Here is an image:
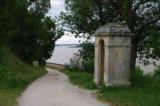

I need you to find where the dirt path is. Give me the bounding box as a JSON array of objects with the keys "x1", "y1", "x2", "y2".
[{"x1": 18, "y1": 68, "x2": 109, "y2": 106}]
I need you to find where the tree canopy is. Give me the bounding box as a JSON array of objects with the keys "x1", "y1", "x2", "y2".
[
  {"x1": 0, "y1": 0, "x2": 64, "y2": 66},
  {"x1": 60, "y1": 0, "x2": 160, "y2": 71}
]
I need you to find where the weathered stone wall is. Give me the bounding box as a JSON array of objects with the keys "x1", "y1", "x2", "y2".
[{"x1": 94, "y1": 23, "x2": 133, "y2": 86}]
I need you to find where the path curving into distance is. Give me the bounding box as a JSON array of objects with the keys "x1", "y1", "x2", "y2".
[{"x1": 18, "y1": 68, "x2": 109, "y2": 106}]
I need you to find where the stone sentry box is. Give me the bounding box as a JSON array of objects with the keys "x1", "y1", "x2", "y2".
[{"x1": 94, "y1": 23, "x2": 133, "y2": 86}]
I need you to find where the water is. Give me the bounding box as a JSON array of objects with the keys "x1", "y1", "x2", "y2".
[
  {"x1": 47, "y1": 45, "x2": 81, "y2": 65},
  {"x1": 47, "y1": 45, "x2": 159, "y2": 74}
]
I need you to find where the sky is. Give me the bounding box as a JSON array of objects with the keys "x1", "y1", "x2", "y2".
[
  {"x1": 49, "y1": 0, "x2": 88, "y2": 44},
  {"x1": 49, "y1": 0, "x2": 65, "y2": 17}
]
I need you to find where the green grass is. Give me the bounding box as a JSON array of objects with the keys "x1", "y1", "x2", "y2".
[
  {"x1": 98, "y1": 85, "x2": 160, "y2": 106},
  {"x1": 97, "y1": 67, "x2": 160, "y2": 106},
  {"x1": 0, "y1": 46, "x2": 46, "y2": 106},
  {"x1": 60, "y1": 69, "x2": 97, "y2": 90},
  {"x1": 55, "y1": 66, "x2": 160, "y2": 106}
]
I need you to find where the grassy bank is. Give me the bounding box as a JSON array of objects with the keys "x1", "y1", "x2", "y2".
[
  {"x1": 60, "y1": 69, "x2": 97, "y2": 90},
  {"x1": 0, "y1": 46, "x2": 46, "y2": 106},
  {"x1": 97, "y1": 67, "x2": 160, "y2": 106},
  {"x1": 49, "y1": 65, "x2": 160, "y2": 106}
]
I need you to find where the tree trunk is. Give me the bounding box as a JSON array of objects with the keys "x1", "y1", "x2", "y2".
[
  {"x1": 96, "y1": 0, "x2": 105, "y2": 25},
  {"x1": 26, "y1": 59, "x2": 33, "y2": 66},
  {"x1": 130, "y1": 38, "x2": 138, "y2": 72},
  {"x1": 38, "y1": 59, "x2": 46, "y2": 67}
]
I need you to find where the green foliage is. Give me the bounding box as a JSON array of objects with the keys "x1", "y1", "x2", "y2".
[
  {"x1": 138, "y1": 26, "x2": 160, "y2": 65},
  {"x1": 11, "y1": 0, "x2": 62, "y2": 65},
  {"x1": 62, "y1": 66, "x2": 160, "y2": 106},
  {"x1": 65, "y1": 55, "x2": 82, "y2": 71},
  {"x1": 60, "y1": 69, "x2": 97, "y2": 90},
  {"x1": 61, "y1": 0, "x2": 160, "y2": 70},
  {"x1": 153, "y1": 65, "x2": 160, "y2": 81},
  {"x1": 0, "y1": 0, "x2": 62, "y2": 105},
  {"x1": 66, "y1": 42, "x2": 95, "y2": 73},
  {"x1": 79, "y1": 42, "x2": 94, "y2": 73},
  {"x1": 0, "y1": 0, "x2": 23, "y2": 46},
  {"x1": 130, "y1": 66, "x2": 144, "y2": 87},
  {"x1": 0, "y1": 46, "x2": 46, "y2": 106},
  {"x1": 81, "y1": 58, "x2": 94, "y2": 73},
  {"x1": 98, "y1": 67, "x2": 160, "y2": 106},
  {"x1": 0, "y1": 0, "x2": 63, "y2": 66},
  {"x1": 61, "y1": 0, "x2": 115, "y2": 35},
  {"x1": 98, "y1": 85, "x2": 160, "y2": 106},
  {"x1": 130, "y1": 66, "x2": 155, "y2": 88},
  {"x1": 78, "y1": 41, "x2": 94, "y2": 73},
  {"x1": 79, "y1": 42, "x2": 94, "y2": 61}
]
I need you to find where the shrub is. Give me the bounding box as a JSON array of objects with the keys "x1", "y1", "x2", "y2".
[
  {"x1": 65, "y1": 41, "x2": 95, "y2": 73},
  {"x1": 78, "y1": 42, "x2": 94, "y2": 61},
  {"x1": 65, "y1": 55, "x2": 94, "y2": 73},
  {"x1": 153, "y1": 65, "x2": 160, "y2": 81},
  {"x1": 130, "y1": 66, "x2": 144, "y2": 84},
  {"x1": 81, "y1": 59, "x2": 94, "y2": 73},
  {"x1": 131, "y1": 66, "x2": 146, "y2": 87},
  {"x1": 131, "y1": 66, "x2": 157, "y2": 88},
  {"x1": 65, "y1": 55, "x2": 82, "y2": 71},
  {"x1": 78, "y1": 41, "x2": 94, "y2": 73}
]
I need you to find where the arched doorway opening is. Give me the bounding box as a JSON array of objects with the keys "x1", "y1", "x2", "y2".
[{"x1": 98, "y1": 39, "x2": 105, "y2": 85}]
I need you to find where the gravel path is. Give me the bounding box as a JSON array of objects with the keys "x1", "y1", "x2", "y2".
[{"x1": 18, "y1": 68, "x2": 109, "y2": 106}]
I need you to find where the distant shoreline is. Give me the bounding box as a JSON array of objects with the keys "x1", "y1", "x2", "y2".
[
  {"x1": 56, "y1": 44, "x2": 81, "y2": 47},
  {"x1": 47, "y1": 62, "x2": 64, "y2": 66},
  {"x1": 47, "y1": 62, "x2": 65, "y2": 69}
]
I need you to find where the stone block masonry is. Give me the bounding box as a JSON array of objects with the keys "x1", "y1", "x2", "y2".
[{"x1": 94, "y1": 23, "x2": 133, "y2": 86}]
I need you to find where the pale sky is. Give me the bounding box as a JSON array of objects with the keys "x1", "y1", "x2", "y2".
[
  {"x1": 49, "y1": 0, "x2": 88, "y2": 44},
  {"x1": 49, "y1": 0, "x2": 65, "y2": 17}
]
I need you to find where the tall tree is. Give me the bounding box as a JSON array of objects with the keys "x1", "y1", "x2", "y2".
[
  {"x1": 0, "y1": 0, "x2": 24, "y2": 46},
  {"x1": 60, "y1": 0, "x2": 160, "y2": 71},
  {"x1": 9, "y1": 0, "x2": 63, "y2": 66}
]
